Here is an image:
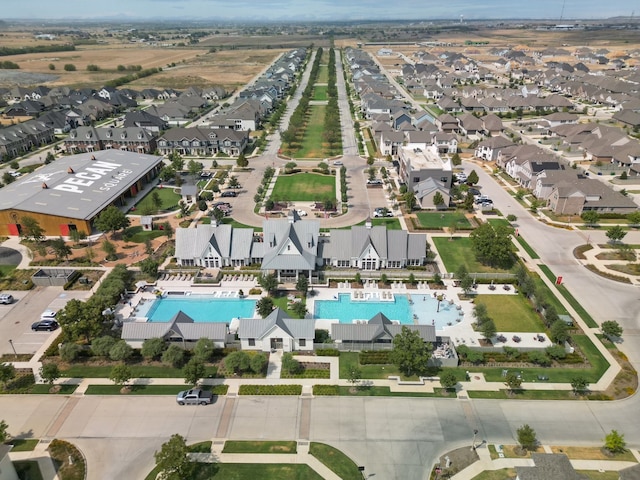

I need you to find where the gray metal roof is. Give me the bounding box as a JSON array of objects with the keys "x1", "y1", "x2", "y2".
[
  {"x1": 0, "y1": 150, "x2": 162, "y2": 220},
  {"x1": 238, "y1": 308, "x2": 315, "y2": 339},
  {"x1": 122, "y1": 311, "x2": 228, "y2": 341},
  {"x1": 331, "y1": 319, "x2": 436, "y2": 343},
  {"x1": 261, "y1": 217, "x2": 319, "y2": 271}
]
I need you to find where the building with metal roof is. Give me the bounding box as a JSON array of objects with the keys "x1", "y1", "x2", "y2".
[
  {"x1": 237, "y1": 308, "x2": 315, "y2": 352},
  {"x1": 122, "y1": 310, "x2": 229, "y2": 349},
  {"x1": 0, "y1": 150, "x2": 163, "y2": 236},
  {"x1": 331, "y1": 312, "x2": 436, "y2": 345},
  {"x1": 175, "y1": 213, "x2": 428, "y2": 276}
]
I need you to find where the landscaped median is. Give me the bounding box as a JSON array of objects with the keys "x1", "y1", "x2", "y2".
[
  {"x1": 84, "y1": 384, "x2": 229, "y2": 396},
  {"x1": 238, "y1": 385, "x2": 302, "y2": 395},
  {"x1": 312, "y1": 385, "x2": 455, "y2": 398}
]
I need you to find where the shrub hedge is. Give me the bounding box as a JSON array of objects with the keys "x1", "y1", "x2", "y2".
[
  {"x1": 359, "y1": 351, "x2": 391, "y2": 365},
  {"x1": 238, "y1": 385, "x2": 302, "y2": 395},
  {"x1": 312, "y1": 385, "x2": 339, "y2": 396},
  {"x1": 315, "y1": 348, "x2": 340, "y2": 357}
]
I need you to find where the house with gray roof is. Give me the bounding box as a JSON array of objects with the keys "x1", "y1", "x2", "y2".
[
  {"x1": 121, "y1": 310, "x2": 229, "y2": 349},
  {"x1": 548, "y1": 176, "x2": 638, "y2": 215},
  {"x1": 237, "y1": 308, "x2": 314, "y2": 352},
  {"x1": 515, "y1": 453, "x2": 587, "y2": 480}
]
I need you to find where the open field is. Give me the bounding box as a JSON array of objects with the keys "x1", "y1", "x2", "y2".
[
  {"x1": 271, "y1": 173, "x2": 335, "y2": 202},
  {"x1": 475, "y1": 294, "x2": 546, "y2": 333}
]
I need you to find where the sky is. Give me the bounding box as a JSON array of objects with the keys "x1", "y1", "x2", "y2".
[{"x1": 2, "y1": 0, "x2": 635, "y2": 21}]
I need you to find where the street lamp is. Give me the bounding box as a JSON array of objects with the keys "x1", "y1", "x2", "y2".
[
  {"x1": 471, "y1": 429, "x2": 479, "y2": 451},
  {"x1": 8, "y1": 339, "x2": 17, "y2": 357}
]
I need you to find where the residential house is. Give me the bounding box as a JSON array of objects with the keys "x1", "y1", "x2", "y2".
[
  {"x1": 481, "y1": 114, "x2": 504, "y2": 136},
  {"x1": 65, "y1": 127, "x2": 157, "y2": 154},
  {"x1": 413, "y1": 177, "x2": 451, "y2": 209},
  {"x1": 398, "y1": 145, "x2": 453, "y2": 191},
  {"x1": 238, "y1": 308, "x2": 315, "y2": 352},
  {"x1": 457, "y1": 113, "x2": 484, "y2": 137},
  {"x1": 431, "y1": 133, "x2": 458, "y2": 154},
  {"x1": 379, "y1": 131, "x2": 405, "y2": 157},
  {"x1": 474, "y1": 136, "x2": 515, "y2": 161},
  {"x1": 123, "y1": 110, "x2": 168, "y2": 132},
  {"x1": 548, "y1": 177, "x2": 638, "y2": 215},
  {"x1": 157, "y1": 127, "x2": 248, "y2": 157}
]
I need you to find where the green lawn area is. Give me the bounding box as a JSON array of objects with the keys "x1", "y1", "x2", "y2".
[
  {"x1": 0, "y1": 265, "x2": 17, "y2": 276},
  {"x1": 294, "y1": 105, "x2": 327, "y2": 158},
  {"x1": 8, "y1": 438, "x2": 39, "y2": 451},
  {"x1": 317, "y1": 65, "x2": 329, "y2": 83},
  {"x1": 515, "y1": 236, "x2": 540, "y2": 259},
  {"x1": 471, "y1": 468, "x2": 516, "y2": 480},
  {"x1": 222, "y1": 217, "x2": 263, "y2": 232},
  {"x1": 487, "y1": 218, "x2": 513, "y2": 230},
  {"x1": 309, "y1": 442, "x2": 363, "y2": 480},
  {"x1": 339, "y1": 352, "x2": 431, "y2": 381},
  {"x1": 60, "y1": 364, "x2": 218, "y2": 378},
  {"x1": 313, "y1": 85, "x2": 328, "y2": 101},
  {"x1": 134, "y1": 186, "x2": 181, "y2": 213},
  {"x1": 146, "y1": 462, "x2": 323, "y2": 480},
  {"x1": 84, "y1": 384, "x2": 228, "y2": 395},
  {"x1": 355, "y1": 218, "x2": 402, "y2": 230},
  {"x1": 530, "y1": 272, "x2": 569, "y2": 316},
  {"x1": 124, "y1": 225, "x2": 167, "y2": 243},
  {"x1": 338, "y1": 386, "x2": 453, "y2": 398},
  {"x1": 416, "y1": 211, "x2": 472, "y2": 229},
  {"x1": 272, "y1": 295, "x2": 306, "y2": 318},
  {"x1": 271, "y1": 172, "x2": 335, "y2": 202},
  {"x1": 539, "y1": 265, "x2": 598, "y2": 328},
  {"x1": 222, "y1": 441, "x2": 297, "y2": 454},
  {"x1": 432, "y1": 237, "x2": 515, "y2": 274},
  {"x1": 475, "y1": 294, "x2": 546, "y2": 332}
]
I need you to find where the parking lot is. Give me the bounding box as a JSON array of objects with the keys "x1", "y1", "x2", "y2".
[{"x1": 0, "y1": 286, "x2": 90, "y2": 355}]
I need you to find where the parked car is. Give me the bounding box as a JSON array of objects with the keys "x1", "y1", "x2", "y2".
[
  {"x1": 296, "y1": 209, "x2": 308, "y2": 217},
  {"x1": 373, "y1": 207, "x2": 393, "y2": 218},
  {"x1": 455, "y1": 173, "x2": 467, "y2": 183},
  {"x1": 31, "y1": 319, "x2": 59, "y2": 331},
  {"x1": 474, "y1": 195, "x2": 490, "y2": 204},
  {"x1": 176, "y1": 388, "x2": 213, "y2": 405},
  {"x1": 0, "y1": 294, "x2": 13, "y2": 304},
  {"x1": 200, "y1": 171, "x2": 212, "y2": 178},
  {"x1": 41, "y1": 309, "x2": 57, "y2": 319},
  {"x1": 332, "y1": 160, "x2": 343, "y2": 166},
  {"x1": 220, "y1": 191, "x2": 237, "y2": 198},
  {"x1": 367, "y1": 179, "x2": 383, "y2": 185}
]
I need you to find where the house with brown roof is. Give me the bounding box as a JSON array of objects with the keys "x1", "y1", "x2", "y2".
[{"x1": 548, "y1": 176, "x2": 637, "y2": 215}]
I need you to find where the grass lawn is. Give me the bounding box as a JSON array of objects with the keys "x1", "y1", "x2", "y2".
[
  {"x1": 272, "y1": 295, "x2": 305, "y2": 318},
  {"x1": 222, "y1": 217, "x2": 263, "y2": 232},
  {"x1": 578, "y1": 471, "x2": 621, "y2": 480},
  {"x1": 8, "y1": 438, "x2": 39, "y2": 451},
  {"x1": 339, "y1": 352, "x2": 405, "y2": 380},
  {"x1": 309, "y1": 442, "x2": 363, "y2": 480},
  {"x1": 471, "y1": 468, "x2": 516, "y2": 480},
  {"x1": 550, "y1": 446, "x2": 636, "y2": 462},
  {"x1": 60, "y1": 364, "x2": 218, "y2": 378},
  {"x1": 134, "y1": 186, "x2": 181, "y2": 213},
  {"x1": 145, "y1": 462, "x2": 323, "y2": 480},
  {"x1": 313, "y1": 85, "x2": 328, "y2": 101},
  {"x1": 317, "y1": 65, "x2": 329, "y2": 83},
  {"x1": 515, "y1": 236, "x2": 540, "y2": 259},
  {"x1": 355, "y1": 218, "x2": 402, "y2": 230},
  {"x1": 467, "y1": 389, "x2": 585, "y2": 400},
  {"x1": 538, "y1": 265, "x2": 598, "y2": 327},
  {"x1": 0, "y1": 265, "x2": 17, "y2": 276},
  {"x1": 84, "y1": 384, "x2": 228, "y2": 395},
  {"x1": 14, "y1": 461, "x2": 44, "y2": 480},
  {"x1": 222, "y1": 441, "x2": 297, "y2": 454},
  {"x1": 530, "y1": 272, "x2": 569, "y2": 316},
  {"x1": 124, "y1": 225, "x2": 167, "y2": 243},
  {"x1": 294, "y1": 105, "x2": 327, "y2": 158},
  {"x1": 475, "y1": 294, "x2": 546, "y2": 332},
  {"x1": 432, "y1": 237, "x2": 515, "y2": 274},
  {"x1": 416, "y1": 211, "x2": 471, "y2": 229},
  {"x1": 271, "y1": 172, "x2": 335, "y2": 202},
  {"x1": 487, "y1": 218, "x2": 513, "y2": 230}
]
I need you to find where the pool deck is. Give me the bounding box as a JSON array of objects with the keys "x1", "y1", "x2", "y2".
[{"x1": 115, "y1": 277, "x2": 549, "y2": 349}]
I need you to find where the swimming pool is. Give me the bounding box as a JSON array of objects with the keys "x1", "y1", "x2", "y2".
[
  {"x1": 314, "y1": 293, "x2": 462, "y2": 329},
  {"x1": 143, "y1": 295, "x2": 256, "y2": 323}
]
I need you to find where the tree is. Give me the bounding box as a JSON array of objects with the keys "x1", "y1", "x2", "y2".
[
  {"x1": 571, "y1": 376, "x2": 589, "y2": 396},
  {"x1": 63, "y1": 63, "x2": 76, "y2": 71},
  {"x1": 91, "y1": 335, "x2": 117, "y2": 357},
  {"x1": 467, "y1": 170, "x2": 479, "y2": 185},
  {"x1": 162, "y1": 221, "x2": 174, "y2": 240},
  {"x1": 225, "y1": 351, "x2": 251, "y2": 374},
  {"x1": 581, "y1": 210, "x2": 600, "y2": 227},
  {"x1": 282, "y1": 353, "x2": 301, "y2": 375},
  {"x1": 256, "y1": 297, "x2": 274, "y2": 318},
  {"x1": 347, "y1": 366, "x2": 361, "y2": 389},
  {"x1": 151, "y1": 190, "x2": 163, "y2": 211},
  {"x1": 0, "y1": 420, "x2": 8, "y2": 443},
  {"x1": 228, "y1": 175, "x2": 240, "y2": 188},
  {"x1": 94, "y1": 206, "x2": 131, "y2": 237},
  {"x1": 50, "y1": 237, "x2": 71, "y2": 262},
  {"x1": 59, "y1": 343, "x2": 82, "y2": 362},
  {"x1": 451, "y1": 153, "x2": 461, "y2": 166},
  {"x1": 505, "y1": 372, "x2": 522, "y2": 393},
  {"x1": 258, "y1": 273, "x2": 279, "y2": 295},
  {"x1": 0, "y1": 363, "x2": 16, "y2": 388},
  {"x1": 159, "y1": 165, "x2": 176, "y2": 182},
  {"x1": 141, "y1": 337, "x2": 166, "y2": 360},
  {"x1": 516, "y1": 424, "x2": 538, "y2": 451},
  {"x1": 550, "y1": 319, "x2": 570, "y2": 343},
  {"x1": 56, "y1": 299, "x2": 103, "y2": 344},
  {"x1": 296, "y1": 275, "x2": 309, "y2": 297},
  {"x1": 193, "y1": 337, "x2": 215, "y2": 362},
  {"x1": 140, "y1": 258, "x2": 159, "y2": 278},
  {"x1": 480, "y1": 319, "x2": 497, "y2": 341},
  {"x1": 433, "y1": 191, "x2": 445, "y2": 209},
  {"x1": 39, "y1": 363, "x2": 61, "y2": 386},
  {"x1": 404, "y1": 190, "x2": 416, "y2": 211},
  {"x1": 162, "y1": 344, "x2": 186, "y2": 368},
  {"x1": 627, "y1": 211, "x2": 640, "y2": 227},
  {"x1": 463, "y1": 191, "x2": 474, "y2": 211},
  {"x1": 109, "y1": 364, "x2": 132, "y2": 387},
  {"x1": 250, "y1": 353, "x2": 267, "y2": 374},
  {"x1": 470, "y1": 222, "x2": 514, "y2": 269},
  {"x1": 102, "y1": 239, "x2": 117, "y2": 261},
  {"x1": 45, "y1": 151, "x2": 55, "y2": 163},
  {"x1": 236, "y1": 153, "x2": 248, "y2": 168},
  {"x1": 527, "y1": 350, "x2": 551, "y2": 366},
  {"x1": 154, "y1": 434, "x2": 194, "y2": 480},
  {"x1": 187, "y1": 159, "x2": 203, "y2": 179},
  {"x1": 183, "y1": 358, "x2": 206, "y2": 385},
  {"x1": 603, "y1": 430, "x2": 626, "y2": 454},
  {"x1": 109, "y1": 340, "x2": 133, "y2": 362},
  {"x1": 2, "y1": 172, "x2": 15, "y2": 185},
  {"x1": 448, "y1": 221, "x2": 457, "y2": 240},
  {"x1": 390, "y1": 326, "x2": 432, "y2": 376},
  {"x1": 439, "y1": 370, "x2": 458, "y2": 391},
  {"x1": 20, "y1": 216, "x2": 45, "y2": 242},
  {"x1": 211, "y1": 207, "x2": 224, "y2": 224},
  {"x1": 601, "y1": 320, "x2": 623, "y2": 339},
  {"x1": 291, "y1": 301, "x2": 307, "y2": 318},
  {"x1": 606, "y1": 225, "x2": 627, "y2": 244}
]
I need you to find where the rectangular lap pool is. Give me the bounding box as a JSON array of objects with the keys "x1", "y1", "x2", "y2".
[{"x1": 142, "y1": 295, "x2": 256, "y2": 323}]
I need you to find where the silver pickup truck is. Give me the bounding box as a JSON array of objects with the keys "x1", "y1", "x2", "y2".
[{"x1": 176, "y1": 388, "x2": 213, "y2": 405}]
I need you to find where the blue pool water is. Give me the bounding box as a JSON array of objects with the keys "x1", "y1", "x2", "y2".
[
  {"x1": 314, "y1": 293, "x2": 462, "y2": 329},
  {"x1": 144, "y1": 296, "x2": 256, "y2": 323}
]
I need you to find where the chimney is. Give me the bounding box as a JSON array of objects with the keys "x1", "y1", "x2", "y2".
[{"x1": 365, "y1": 216, "x2": 372, "y2": 229}]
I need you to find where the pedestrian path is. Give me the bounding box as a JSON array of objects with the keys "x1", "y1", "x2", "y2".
[{"x1": 266, "y1": 349, "x2": 283, "y2": 379}]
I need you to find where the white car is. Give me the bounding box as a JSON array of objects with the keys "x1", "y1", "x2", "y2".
[
  {"x1": 332, "y1": 160, "x2": 343, "y2": 166},
  {"x1": 296, "y1": 209, "x2": 308, "y2": 217},
  {"x1": 41, "y1": 309, "x2": 57, "y2": 319}
]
